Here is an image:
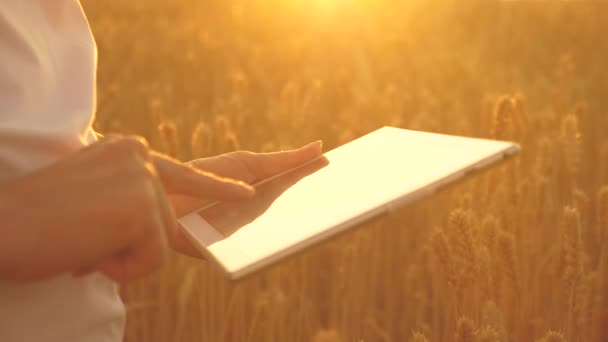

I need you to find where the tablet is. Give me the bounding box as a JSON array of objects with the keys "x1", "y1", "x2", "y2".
[{"x1": 178, "y1": 126, "x2": 520, "y2": 279}]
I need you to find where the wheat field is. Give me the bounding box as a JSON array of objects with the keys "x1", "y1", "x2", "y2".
[{"x1": 81, "y1": 1, "x2": 608, "y2": 341}]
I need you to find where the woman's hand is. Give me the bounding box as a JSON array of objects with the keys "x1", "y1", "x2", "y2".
[
  {"x1": 0, "y1": 135, "x2": 254, "y2": 283},
  {"x1": 168, "y1": 141, "x2": 323, "y2": 257}
]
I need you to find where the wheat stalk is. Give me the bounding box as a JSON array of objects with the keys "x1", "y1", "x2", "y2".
[
  {"x1": 496, "y1": 229, "x2": 520, "y2": 298},
  {"x1": 597, "y1": 186, "x2": 608, "y2": 246},
  {"x1": 559, "y1": 113, "x2": 582, "y2": 177},
  {"x1": 561, "y1": 206, "x2": 584, "y2": 293}
]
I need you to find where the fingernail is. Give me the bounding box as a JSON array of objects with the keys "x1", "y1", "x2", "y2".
[{"x1": 314, "y1": 140, "x2": 323, "y2": 153}]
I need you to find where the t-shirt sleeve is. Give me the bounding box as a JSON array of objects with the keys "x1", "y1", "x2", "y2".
[{"x1": 0, "y1": 3, "x2": 95, "y2": 183}]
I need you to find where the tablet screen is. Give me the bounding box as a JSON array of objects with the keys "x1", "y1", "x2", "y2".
[
  {"x1": 179, "y1": 127, "x2": 519, "y2": 278},
  {"x1": 192, "y1": 155, "x2": 330, "y2": 241}
]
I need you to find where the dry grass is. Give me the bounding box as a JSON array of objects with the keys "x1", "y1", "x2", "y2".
[{"x1": 82, "y1": 0, "x2": 608, "y2": 341}]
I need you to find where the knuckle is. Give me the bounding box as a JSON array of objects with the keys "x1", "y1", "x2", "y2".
[
  {"x1": 106, "y1": 135, "x2": 150, "y2": 160},
  {"x1": 118, "y1": 136, "x2": 149, "y2": 156},
  {"x1": 134, "y1": 161, "x2": 157, "y2": 181},
  {"x1": 120, "y1": 160, "x2": 152, "y2": 186},
  {"x1": 119, "y1": 153, "x2": 157, "y2": 182}
]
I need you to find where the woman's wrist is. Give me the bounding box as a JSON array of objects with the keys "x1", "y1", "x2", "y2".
[
  {"x1": 0, "y1": 178, "x2": 39, "y2": 281},
  {"x1": 0, "y1": 181, "x2": 22, "y2": 280}
]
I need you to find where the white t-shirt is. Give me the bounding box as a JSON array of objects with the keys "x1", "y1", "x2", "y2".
[{"x1": 0, "y1": 1, "x2": 125, "y2": 341}]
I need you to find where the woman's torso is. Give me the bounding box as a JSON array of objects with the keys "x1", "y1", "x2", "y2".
[{"x1": 0, "y1": 1, "x2": 125, "y2": 341}]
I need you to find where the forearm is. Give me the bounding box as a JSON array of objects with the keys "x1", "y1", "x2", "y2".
[{"x1": 0, "y1": 178, "x2": 38, "y2": 281}]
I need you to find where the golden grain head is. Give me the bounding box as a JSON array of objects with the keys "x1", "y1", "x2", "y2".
[
  {"x1": 447, "y1": 208, "x2": 478, "y2": 282},
  {"x1": 561, "y1": 206, "x2": 584, "y2": 289},
  {"x1": 430, "y1": 227, "x2": 453, "y2": 284},
  {"x1": 191, "y1": 120, "x2": 212, "y2": 157},
  {"x1": 481, "y1": 300, "x2": 506, "y2": 338},
  {"x1": 460, "y1": 192, "x2": 473, "y2": 210},
  {"x1": 491, "y1": 95, "x2": 515, "y2": 139},
  {"x1": 311, "y1": 329, "x2": 343, "y2": 342},
  {"x1": 476, "y1": 325, "x2": 500, "y2": 342},
  {"x1": 559, "y1": 113, "x2": 583, "y2": 175},
  {"x1": 157, "y1": 119, "x2": 179, "y2": 157},
  {"x1": 455, "y1": 316, "x2": 476, "y2": 342},
  {"x1": 222, "y1": 130, "x2": 240, "y2": 152},
  {"x1": 157, "y1": 119, "x2": 178, "y2": 141},
  {"x1": 572, "y1": 188, "x2": 590, "y2": 222},
  {"x1": 560, "y1": 114, "x2": 582, "y2": 143},
  {"x1": 496, "y1": 229, "x2": 519, "y2": 294},
  {"x1": 447, "y1": 208, "x2": 474, "y2": 237},
  {"x1": 213, "y1": 115, "x2": 231, "y2": 135},
  {"x1": 480, "y1": 214, "x2": 499, "y2": 249},
  {"x1": 511, "y1": 94, "x2": 527, "y2": 139},
  {"x1": 535, "y1": 330, "x2": 567, "y2": 342},
  {"x1": 409, "y1": 331, "x2": 430, "y2": 342}
]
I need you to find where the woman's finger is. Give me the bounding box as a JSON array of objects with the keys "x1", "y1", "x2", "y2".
[
  {"x1": 151, "y1": 151, "x2": 255, "y2": 201},
  {"x1": 231, "y1": 140, "x2": 323, "y2": 181}
]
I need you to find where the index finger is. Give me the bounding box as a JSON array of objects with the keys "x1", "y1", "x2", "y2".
[{"x1": 151, "y1": 151, "x2": 255, "y2": 201}]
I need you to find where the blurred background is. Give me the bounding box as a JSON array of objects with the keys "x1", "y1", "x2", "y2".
[{"x1": 82, "y1": 1, "x2": 608, "y2": 341}]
